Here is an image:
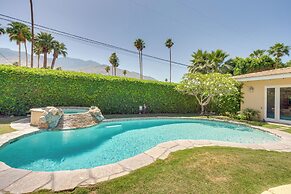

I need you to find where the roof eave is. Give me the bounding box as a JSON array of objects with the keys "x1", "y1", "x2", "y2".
[{"x1": 234, "y1": 73, "x2": 291, "y2": 82}]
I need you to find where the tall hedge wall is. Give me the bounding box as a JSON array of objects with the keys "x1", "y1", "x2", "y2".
[{"x1": 0, "y1": 65, "x2": 198, "y2": 116}]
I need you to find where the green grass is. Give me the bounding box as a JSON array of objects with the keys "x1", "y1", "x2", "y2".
[
  {"x1": 0, "y1": 116, "x2": 25, "y2": 135},
  {"x1": 35, "y1": 147, "x2": 291, "y2": 194}
]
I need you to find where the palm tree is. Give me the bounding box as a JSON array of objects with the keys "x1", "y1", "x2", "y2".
[
  {"x1": 0, "y1": 24, "x2": 5, "y2": 36},
  {"x1": 33, "y1": 41, "x2": 42, "y2": 68},
  {"x1": 29, "y1": 0, "x2": 35, "y2": 68},
  {"x1": 188, "y1": 50, "x2": 209, "y2": 73},
  {"x1": 268, "y1": 43, "x2": 290, "y2": 68},
  {"x1": 51, "y1": 40, "x2": 67, "y2": 69},
  {"x1": 134, "y1": 38, "x2": 145, "y2": 79},
  {"x1": 35, "y1": 32, "x2": 54, "y2": 68},
  {"x1": 123, "y1": 70, "x2": 127, "y2": 76},
  {"x1": 209, "y1": 49, "x2": 229, "y2": 72},
  {"x1": 188, "y1": 49, "x2": 229, "y2": 73},
  {"x1": 6, "y1": 22, "x2": 31, "y2": 66},
  {"x1": 105, "y1": 66, "x2": 110, "y2": 75},
  {"x1": 23, "y1": 28, "x2": 32, "y2": 67},
  {"x1": 250, "y1": 49, "x2": 265, "y2": 58},
  {"x1": 165, "y1": 38, "x2": 174, "y2": 82},
  {"x1": 109, "y1": 53, "x2": 119, "y2": 76}
]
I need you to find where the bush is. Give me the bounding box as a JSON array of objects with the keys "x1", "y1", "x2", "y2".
[
  {"x1": 0, "y1": 65, "x2": 199, "y2": 116},
  {"x1": 234, "y1": 108, "x2": 260, "y2": 121}
]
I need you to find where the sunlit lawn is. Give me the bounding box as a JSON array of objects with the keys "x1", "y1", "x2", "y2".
[
  {"x1": 0, "y1": 116, "x2": 25, "y2": 135},
  {"x1": 36, "y1": 147, "x2": 291, "y2": 194}
]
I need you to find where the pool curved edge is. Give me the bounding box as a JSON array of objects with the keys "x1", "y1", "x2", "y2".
[{"x1": 1, "y1": 118, "x2": 291, "y2": 192}]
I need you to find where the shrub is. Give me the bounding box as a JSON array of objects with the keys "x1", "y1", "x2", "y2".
[
  {"x1": 0, "y1": 65, "x2": 199, "y2": 116},
  {"x1": 233, "y1": 108, "x2": 260, "y2": 121}
]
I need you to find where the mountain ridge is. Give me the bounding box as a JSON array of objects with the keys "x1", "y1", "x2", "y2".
[{"x1": 0, "y1": 48, "x2": 155, "y2": 80}]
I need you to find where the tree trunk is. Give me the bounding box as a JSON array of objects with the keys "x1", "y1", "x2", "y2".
[
  {"x1": 51, "y1": 57, "x2": 57, "y2": 69},
  {"x1": 169, "y1": 48, "x2": 172, "y2": 83},
  {"x1": 24, "y1": 41, "x2": 28, "y2": 67},
  {"x1": 200, "y1": 104, "x2": 205, "y2": 115},
  {"x1": 140, "y1": 51, "x2": 143, "y2": 80},
  {"x1": 114, "y1": 67, "x2": 117, "y2": 76},
  {"x1": 30, "y1": 0, "x2": 34, "y2": 68},
  {"x1": 112, "y1": 65, "x2": 113, "y2": 76},
  {"x1": 139, "y1": 51, "x2": 142, "y2": 79},
  {"x1": 37, "y1": 54, "x2": 40, "y2": 68},
  {"x1": 18, "y1": 43, "x2": 21, "y2": 66},
  {"x1": 43, "y1": 52, "x2": 47, "y2": 68}
]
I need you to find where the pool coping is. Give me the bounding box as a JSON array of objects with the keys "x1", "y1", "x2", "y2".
[{"x1": 1, "y1": 117, "x2": 291, "y2": 193}]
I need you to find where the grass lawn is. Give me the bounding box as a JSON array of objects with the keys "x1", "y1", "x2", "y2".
[
  {"x1": 0, "y1": 116, "x2": 25, "y2": 135},
  {"x1": 35, "y1": 147, "x2": 291, "y2": 194}
]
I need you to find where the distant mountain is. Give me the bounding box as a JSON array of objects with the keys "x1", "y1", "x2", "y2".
[{"x1": 0, "y1": 48, "x2": 156, "y2": 80}]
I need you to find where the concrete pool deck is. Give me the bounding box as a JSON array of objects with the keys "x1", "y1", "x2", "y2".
[{"x1": 1, "y1": 117, "x2": 291, "y2": 193}]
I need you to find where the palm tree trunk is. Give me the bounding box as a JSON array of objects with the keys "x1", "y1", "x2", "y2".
[
  {"x1": 43, "y1": 52, "x2": 47, "y2": 68},
  {"x1": 51, "y1": 57, "x2": 57, "y2": 69},
  {"x1": 139, "y1": 51, "x2": 142, "y2": 79},
  {"x1": 141, "y1": 51, "x2": 143, "y2": 80},
  {"x1": 18, "y1": 43, "x2": 21, "y2": 66},
  {"x1": 24, "y1": 41, "x2": 28, "y2": 67},
  {"x1": 169, "y1": 48, "x2": 172, "y2": 83},
  {"x1": 30, "y1": 0, "x2": 34, "y2": 68},
  {"x1": 112, "y1": 65, "x2": 113, "y2": 76},
  {"x1": 114, "y1": 67, "x2": 117, "y2": 76},
  {"x1": 37, "y1": 54, "x2": 40, "y2": 68}
]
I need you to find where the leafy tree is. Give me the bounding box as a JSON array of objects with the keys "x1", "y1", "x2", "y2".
[
  {"x1": 51, "y1": 40, "x2": 67, "y2": 69},
  {"x1": 176, "y1": 73, "x2": 239, "y2": 115},
  {"x1": 232, "y1": 55, "x2": 274, "y2": 75},
  {"x1": 188, "y1": 49, "x2": 230, "y2": 73},
  {"x1": 286, "y1": 60, "x2": 291, "y2": 67},
  {"x1": 249, "y1": 49, "x2": 265, "y2": 58},
  {"x1": 134, "y1": 38, "x2": 145, "y2": 79},
  {"x1": 35, "y1": 32, "x2": 54, "y2": 68},
  {"x1": 268, "y1": 43, "x2": 290, "y2": 68},
  {"x1": 6, "y1": 22, "x2": 31, "y2": 66},
  {"x1": 105, "y1": 66, "x2": 110, "y2": 75},
  {"x1": 109, "y1": 53, "x2": 119, "y2": 76},
  {"x1": 165, "y1": 38, "x2": 174, "y2": 82},
  {"x1": 123, "y1": 70, "x2": 127, "y2": 76}
]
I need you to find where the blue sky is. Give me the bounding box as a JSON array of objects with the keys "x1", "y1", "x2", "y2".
[{"x1": 0, "y1": 0, "x2": 290, "y2": 82}]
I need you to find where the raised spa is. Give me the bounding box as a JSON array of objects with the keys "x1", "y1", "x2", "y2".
[{"x1": 0, "y1": 119, "x2": 279, "y2": 171}]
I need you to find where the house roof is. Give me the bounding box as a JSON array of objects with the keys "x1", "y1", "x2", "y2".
[{"x1": 233, "y1": 67, "x2": 291, "y2": 81}]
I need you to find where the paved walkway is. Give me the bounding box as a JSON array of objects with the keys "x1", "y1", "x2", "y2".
[{"x1": 1, "y1": 118, "x2": 291, "y2": 193}]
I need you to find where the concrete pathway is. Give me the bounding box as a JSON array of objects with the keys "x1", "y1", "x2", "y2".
[{"x1": 1, "y1": 118, "x2": 291, "y2": 193}]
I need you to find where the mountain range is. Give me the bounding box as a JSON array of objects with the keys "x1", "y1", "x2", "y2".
[{"x1": 0, "y1": 48, "x2": 155, "y2": 80}]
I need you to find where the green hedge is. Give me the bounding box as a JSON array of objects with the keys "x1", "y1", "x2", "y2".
[{"x1": 0, "y1": 65, "x2": 199, "y2": 116}]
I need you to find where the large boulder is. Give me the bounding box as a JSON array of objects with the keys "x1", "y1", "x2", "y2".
[
  {"x1": 88, "y1": 106, "x2": 104, "y2": 122},
  {"x1": 38, "y1": 107, "x2": 64, "y2": 129}
]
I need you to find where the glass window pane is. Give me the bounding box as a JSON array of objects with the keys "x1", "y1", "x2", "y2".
[
  {"x1": 267, "y1": 88, "x2": 275, "y2": 119},
  {"x1": 280, "y1": 87, "x2": 291, "y2": 121}
]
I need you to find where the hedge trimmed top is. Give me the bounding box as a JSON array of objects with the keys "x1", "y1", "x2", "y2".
[{"x1": 0, "y1": 65, "x2": 197, "y2": 115}]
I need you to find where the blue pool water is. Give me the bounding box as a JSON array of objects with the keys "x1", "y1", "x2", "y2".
[
  {"x1": 63, "y1": 108, "x2": 88, "y2": 114},
  {"x1": 0, "y1": 119, "x2": 279, "y2": 171}
]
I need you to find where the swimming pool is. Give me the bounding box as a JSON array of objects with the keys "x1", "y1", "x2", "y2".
[
  {"x1": 0, "y1": 119, "x2": 279, "y2": 171},
  {"x1": 63, "y1": 108, "x2": 88, "y2": 114}
]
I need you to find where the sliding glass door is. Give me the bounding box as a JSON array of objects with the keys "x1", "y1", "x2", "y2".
[
  {"x1": 265, "y1": 86, "x2": 291, "y2": 123},
  {"x1": 280, "y1": 87, "x2": 291, "y2": 121},
  {"x1": 266, "y1": 88, "x2": 275, "y2": 119}
]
